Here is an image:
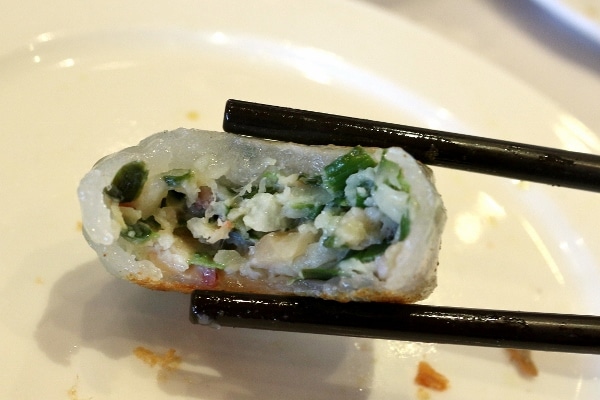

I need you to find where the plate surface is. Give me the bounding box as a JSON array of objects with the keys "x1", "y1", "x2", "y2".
[
  {"x1": 1, "y1": 0, "x2": 599, "y2": 398},
  {"x1": 531, "y1": 0, "x2": 600, "y2": 43}
]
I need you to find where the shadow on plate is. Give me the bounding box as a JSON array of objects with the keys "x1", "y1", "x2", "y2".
[
  {"x1": 35, "y1": 260, "x2": 374, "y2": 399},
  {"x1": 492, "y1": 0, "x2": 600, "y2": 74}
]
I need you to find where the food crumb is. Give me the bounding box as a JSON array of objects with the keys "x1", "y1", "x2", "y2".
[
  {"x1": 414, "y1": 361, "x2": 449, "y2": 391},
  {"x1": 34, "y1": 276, "x2": 44, "y2": 285},
  {"x1": 67, "y1": 385, "x2": 78, "y2": 400},
  {"x1": 185, "y1": 110, "x2": 200, "y2": 121},
  {"x1": 506, "y1": 349, "x2": 538, "y2": 378},
  {"x1": 67, "y1": 376, "x2": 90, "y2": 400},
  {"x1": 416, "y1": 386, "x2": 431, "y2": 400},
  {"x1": 133, "y1": 346, "x2": 182, "y2": 378},
  {"x1": 75, "y1": 220, "x2": 83, "y2": 232}
]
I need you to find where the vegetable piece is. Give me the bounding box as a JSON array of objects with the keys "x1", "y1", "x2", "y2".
[
  {"x1": 345, "y1": 242, "x2": 389, "y2": 262},
  {"x1": 353, "y1": 183, "x2": 373, "y2": 207},
  {"x1": 259, "y1": 170, "x2": 280, "y2": 193},
  {"x1": 322, "y1": 235, "x2": 337, "y2": 248},
  {"x1": 242, "y1": 169, "x2": 281, "y2": 199},
  {"x1": 120, "y1": 220, "x2": 156, "y2": 243},
  {"x1": 162, "y1": 169, "x2": 193, "y2": 187},
  {"x1": 189, "y1": 253, "x2": 225, "y2": 269},
  {"x1": 322, "y1": 147, "x2": 376, "y2": 194},
  {"x1": 399, "y1": 212, "x2": 411, "y2": 241},
  {"x1": 344, "y1": 169, "x2": 376, "y2": 208},
  {"x1": 301, "y1": 267, "x2": 340, "y2": 280},
  {"x1": 377, "y1": 153, "x2": 410, "y2": 192},
  {"x1": 104, "y1": 161, "x2": 148, "y2": 202},
  {"x1": 289, "y1": 203, "x2": 325, "y2": 220}
]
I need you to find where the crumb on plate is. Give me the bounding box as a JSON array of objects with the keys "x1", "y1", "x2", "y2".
[
  {"x1": 133, "y1": 346, "x2": 182, "y2": 372},
  {"x1": 67, "y1": 375, "x2": 90, "y2": 400},
  {"x1": 506, "y1": 348, "x2": 538, "y2": 378},
  {"x1": 414, "y1": 361, "x2": 449, "y2": 391}
]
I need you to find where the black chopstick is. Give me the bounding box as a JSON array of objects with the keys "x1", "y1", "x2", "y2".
[
  {"x1": 190, "y1": 290, "x2": 600, "y2": 354},
  {"x1": 223, "y1": 99, "x2": 600, "y2": 193}
]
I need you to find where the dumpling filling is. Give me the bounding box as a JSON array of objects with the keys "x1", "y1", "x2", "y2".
[{"x1": 103, "y1": 146, "x2": 414, "y2": 289}]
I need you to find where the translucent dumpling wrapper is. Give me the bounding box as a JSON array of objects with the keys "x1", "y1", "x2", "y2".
[{"x1": 78, "y1": 128, "x2": 446, "y2": 303}]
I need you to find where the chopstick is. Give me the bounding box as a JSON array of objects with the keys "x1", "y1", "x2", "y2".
[
  {"x1": 223, "y1": 99, "x2": 600, "y2": 193},
  {"x1": 211, "y1": 100, "x2": 600, "y2": 354},
  {"x1": 190, "y1": 290, "x2": 600, "y2": 354}
]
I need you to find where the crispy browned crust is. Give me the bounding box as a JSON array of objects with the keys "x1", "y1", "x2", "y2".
[
  {"x1": 126, "y1": 273, "x2": 424, "y2": 304},
  {"x1": 319, "y1": 288, "x2": 425, "y2": 304}
]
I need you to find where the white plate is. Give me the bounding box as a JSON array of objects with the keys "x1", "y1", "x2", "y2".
[
  {"x1": 531, "y1": 0, "x2": 600, "y2": 43},
  {"x1": 1, "y1": 0, "x2": 599, "y2": 398}
]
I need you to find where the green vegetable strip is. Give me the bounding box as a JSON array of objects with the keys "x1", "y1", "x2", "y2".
[
  {"x1": 399, "y1": 212, "x2": 411, "y2": 241},
  {"x1": 189, "y1": 253, "x2": 225, "y2": 269},
  {"x1": 105, "y1": 161, "x2": 148, "y2": 202},
  {"x1": 301, "y1": 267, "x2": 339, "y2": 280},
  {"x1": 323, "y1": 147, "x2": 376, "y2": 194},
  {"x1": 344, "y1": 242, "x2": 389, "y2": 262}
]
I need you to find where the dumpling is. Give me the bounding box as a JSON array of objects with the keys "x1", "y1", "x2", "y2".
[{"x1": 78, "y1": 128, "x2": 446, "y2": 303}]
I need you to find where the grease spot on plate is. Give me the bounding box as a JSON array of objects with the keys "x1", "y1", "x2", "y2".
[{"x1": 186, "y1": 110, "x2": 200, "y2": 121}]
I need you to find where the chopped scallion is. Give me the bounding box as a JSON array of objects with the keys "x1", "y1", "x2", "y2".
[
  {"x1": 399, "y1": 212, "x2": 411, "y2": 241},
  {"x1": 323, "y1": 147, "x2": 376, "y2": 194},
  {"x1": 377, "y1": 155, "x2": 410, "y2": 193},
  {"x1": 344, "y1": 242, "x2": 389, "y2": 262},
  {"x1": 105, "y1": 161, "x2": 148, "y2": 202},
  {"x1": 301, "y1": 267, "x2": 339, "y2": 280},
  {"x1": 120, "y1": 220, "x2": 156, "y2": 243},
  {"x1": 322, "y1": 235, "x2": 337, "y2": 248}
]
